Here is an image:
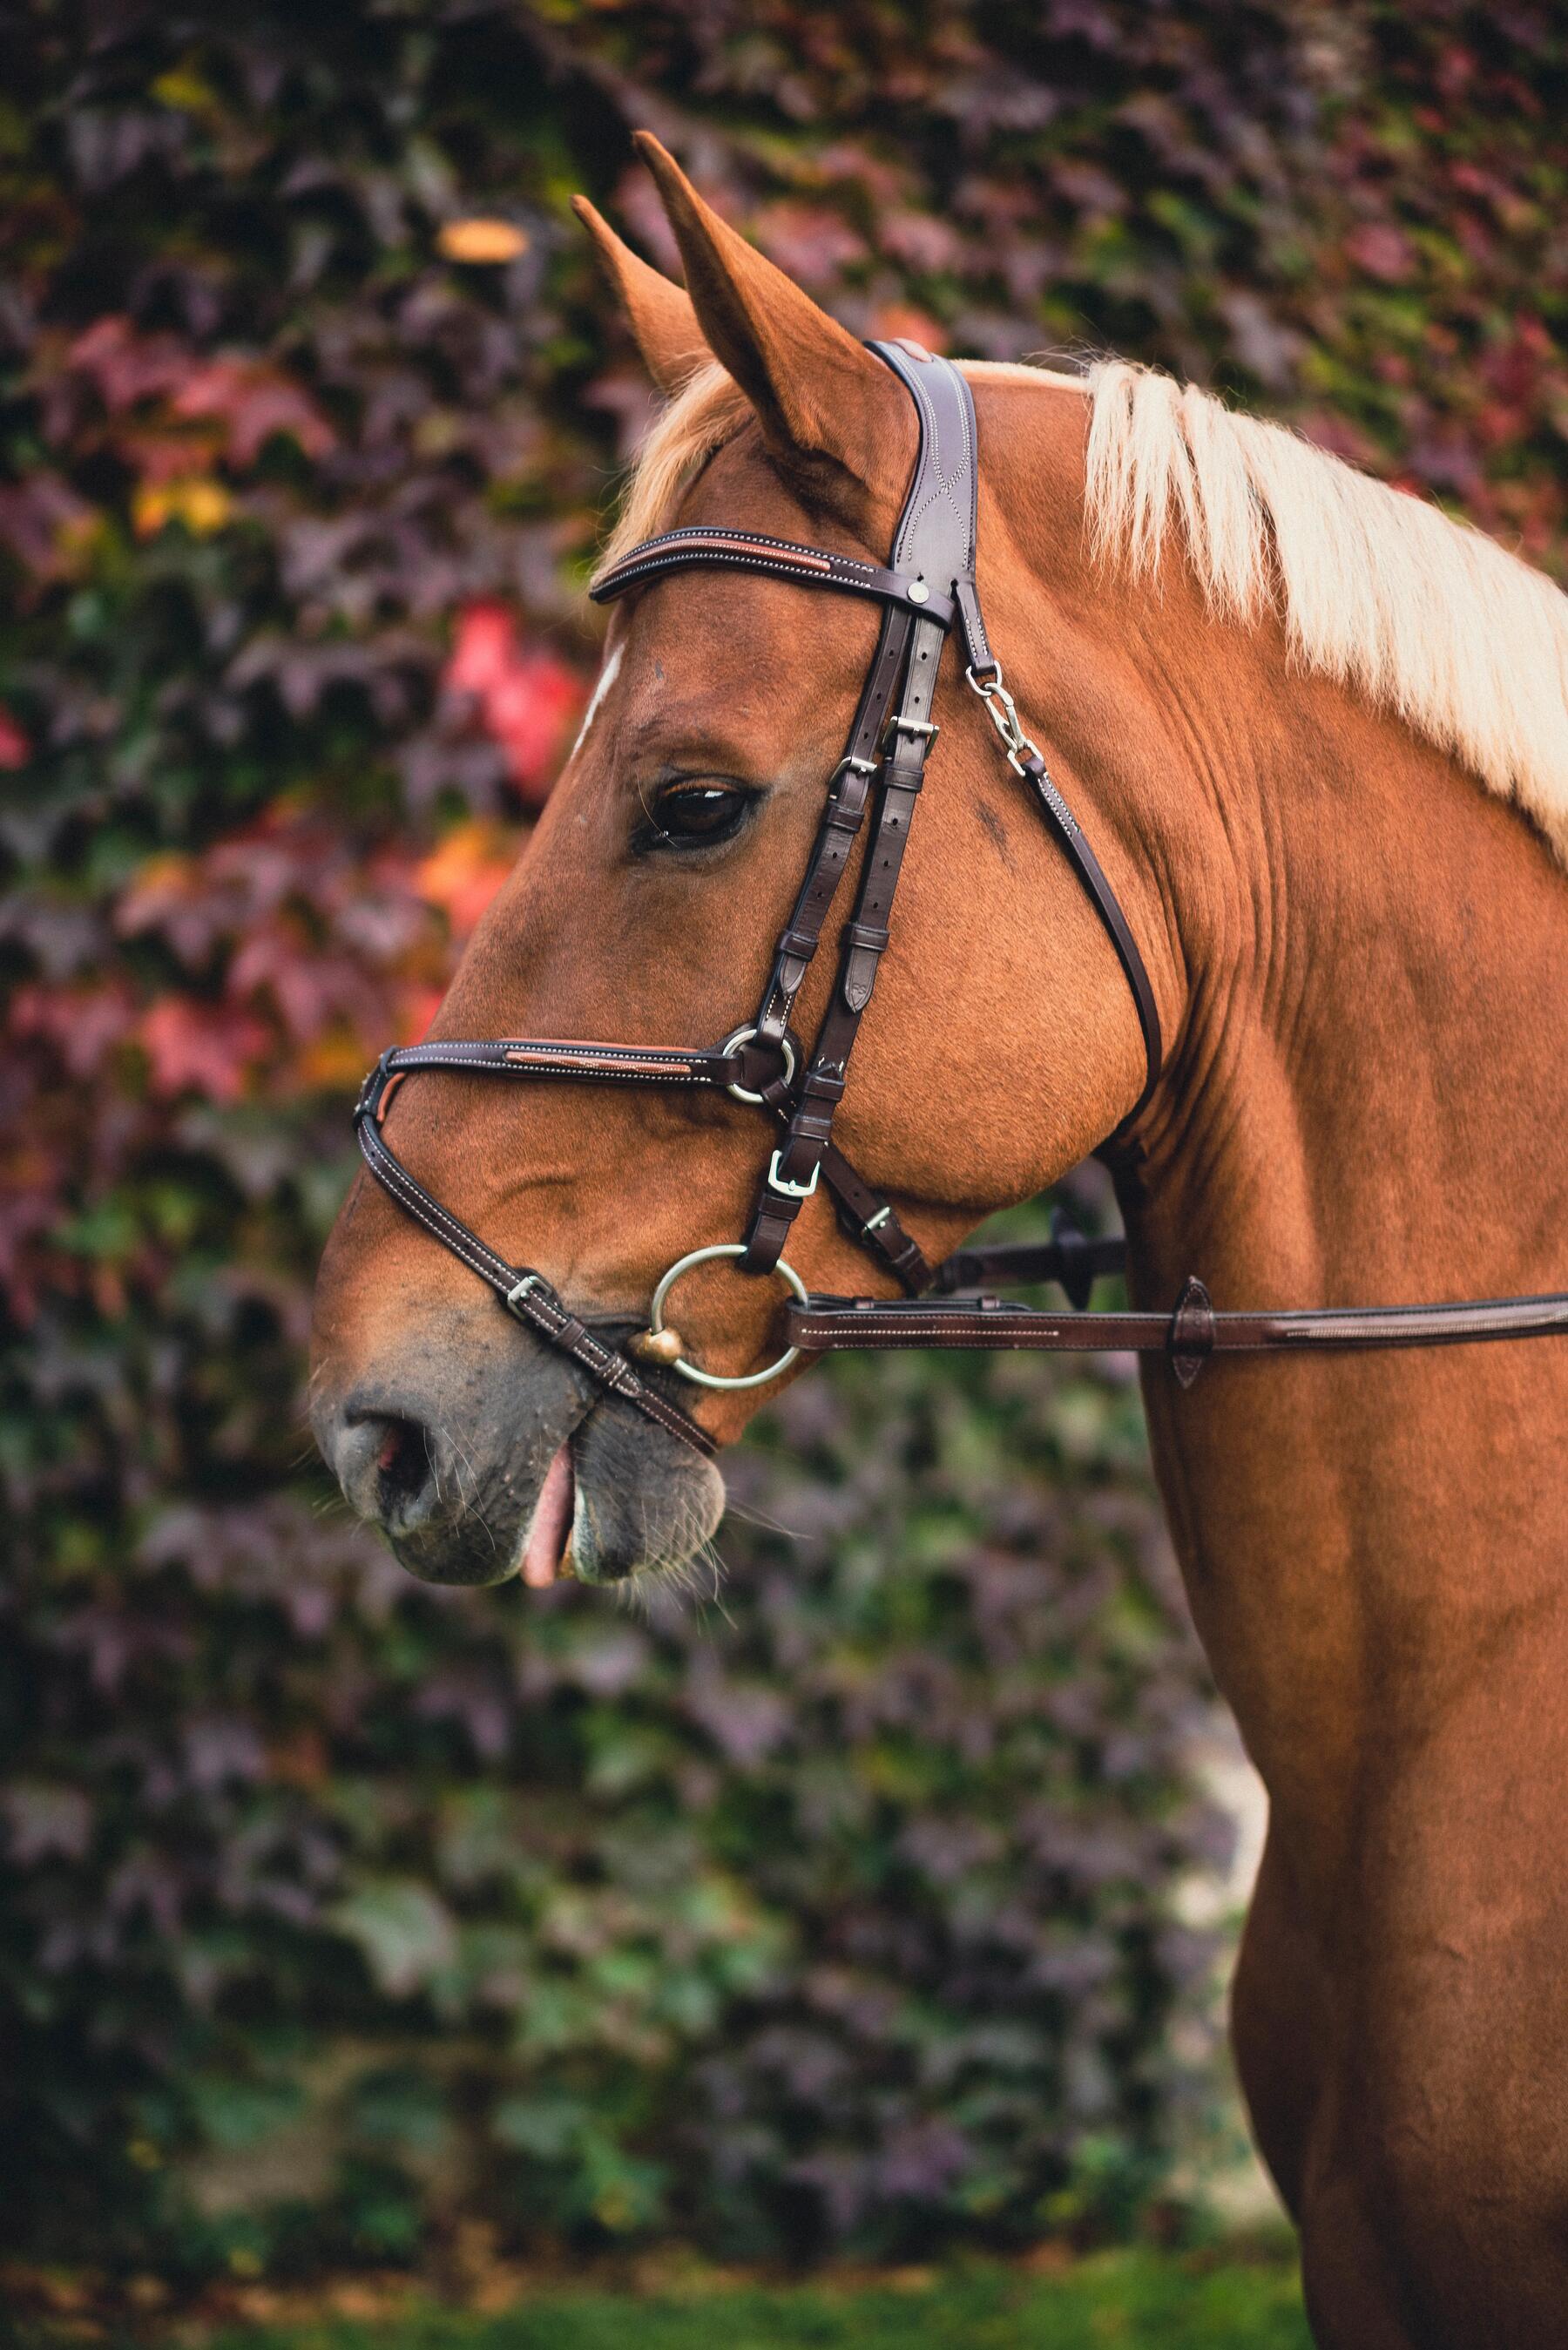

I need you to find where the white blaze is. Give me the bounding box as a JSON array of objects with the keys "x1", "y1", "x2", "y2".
[{"x1": 570, "y1": 641, "x2": 623, "y2": 761}]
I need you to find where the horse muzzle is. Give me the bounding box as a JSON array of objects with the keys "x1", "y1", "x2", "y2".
[{"x1": 311, "y1": 1305, "x2": 724, "y2": 1587}]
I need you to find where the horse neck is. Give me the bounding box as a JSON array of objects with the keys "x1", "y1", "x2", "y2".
[{"x1": 1103, "y1": 599, "x2": 1568, "y2": 1838}]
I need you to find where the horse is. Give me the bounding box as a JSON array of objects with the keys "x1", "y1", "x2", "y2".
[{"x1": 312, "y1": 135, "x2": 1568, "y2": 2347}]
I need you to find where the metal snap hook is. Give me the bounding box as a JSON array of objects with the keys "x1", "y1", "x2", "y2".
[{"x1": 965, "y1": 662, "x2": 1043, "y2": 772}]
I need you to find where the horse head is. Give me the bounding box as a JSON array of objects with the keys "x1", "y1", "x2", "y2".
[{"x1": 310, "y1": 135, "x2": 1170, "y2": 1587}]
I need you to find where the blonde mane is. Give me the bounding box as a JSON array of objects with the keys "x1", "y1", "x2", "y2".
[{"x1": 598, "y1": 356, "x2": 1568, "y2": 864}]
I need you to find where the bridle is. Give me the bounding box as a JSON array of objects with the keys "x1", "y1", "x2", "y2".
[{"x1": 354, "y1": 342, "x2": 1568, "y2": 1461}]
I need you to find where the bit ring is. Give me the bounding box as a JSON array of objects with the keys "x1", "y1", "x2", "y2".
[{"x1": 645, "y1": 1243, "x2": 807, "y2": 1390}]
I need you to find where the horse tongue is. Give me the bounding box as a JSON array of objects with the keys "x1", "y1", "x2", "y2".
[{"x1": 522, "y1": 1444, "x2": 574, "y2": 1588}]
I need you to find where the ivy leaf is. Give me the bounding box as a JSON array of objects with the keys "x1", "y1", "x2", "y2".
[{"x1": 329, "y1": 1882, "x2": 459, "y2": 1997}]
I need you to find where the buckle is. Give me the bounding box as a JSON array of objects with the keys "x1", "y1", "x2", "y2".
[
  {"x1": 504, "y1": 1273, "x2": 547, "y2": 1318},
  {"x1": 882, "y1": 713, "x2": 939, "y2": 753},
  {"x1": 767, "y1": 1149, "x2": 820, "y2": 1202}
]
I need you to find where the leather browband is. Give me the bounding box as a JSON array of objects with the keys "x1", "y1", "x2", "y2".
[
  {"x1": 352, "y1": 341, "x2": 1567, "y2": 1458},
  {"x1": 591, "y1": 525, "x2": 957, "y2": 627}
]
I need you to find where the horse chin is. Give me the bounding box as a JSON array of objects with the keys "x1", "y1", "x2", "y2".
[
  {"x1": 564, "y1": 1405, "x2": 727, "y2": 1587},
  {"x1": 382, "y1": 1519, "x2": 526, "y2": 1589}
]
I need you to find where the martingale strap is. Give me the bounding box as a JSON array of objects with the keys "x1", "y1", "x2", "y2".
[{"x1": 1017, "y1": 754, "x2": 1163, "y2": 1131}]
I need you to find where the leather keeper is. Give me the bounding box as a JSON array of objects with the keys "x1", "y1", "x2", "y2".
[
  {"x1": 774, "y1": 1107, "x2": 835, "y2": 1173},
  {"x1": 778, "y1": 1114, "x2": 834, "y2": 1166},
  {"x1": 1169, "y1": 1274, "x2": 1216, "y2": 1387},
  {"x1": 954, "y1": 576, "x2": 995, "y2": 675}
]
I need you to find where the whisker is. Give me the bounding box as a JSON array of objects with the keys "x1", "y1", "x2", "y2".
[
  {"x1": 425, "y1": 1419, "x2": 499, "y2": 1558},
  {"x1": 717, "y1": 1498, "x2": 802, "y2": 1541}
]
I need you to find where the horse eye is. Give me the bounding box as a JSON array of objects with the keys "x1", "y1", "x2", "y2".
[{"x1": 647, "y1": 780, "x2": 752, "y2": 845}]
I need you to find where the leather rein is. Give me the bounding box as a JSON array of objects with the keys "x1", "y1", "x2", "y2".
[{"x1": 354, "y1": 342, "x2": 1568, "y2": 1459}]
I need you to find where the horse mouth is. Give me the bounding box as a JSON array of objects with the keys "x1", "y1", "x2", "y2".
[
  {"x1": 313, "y1": 1347, "x2": 725, "y2": 1589},
  {"x1": 521, "y1": 1440, "x2": 576, "y2": 1586}
]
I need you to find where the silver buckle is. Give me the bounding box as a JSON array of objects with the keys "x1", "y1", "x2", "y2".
[
  {"x1": 767, "y1": 1149, "x2": 820, "y2": 1202},
  {"x1": 882, "y1": 713, "x2": 939, "y2": 752},
  {"x1": 504, "y1": 1273, "x2": 544, "y2": 1317}
]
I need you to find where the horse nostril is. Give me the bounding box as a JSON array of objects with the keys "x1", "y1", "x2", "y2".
[
  {"x1": 373, "y1": 1417, "x2": 434, "y2": 1514},
  {"x1": 331, "y1": 1404, "x2": 442, "y2": 1530}
]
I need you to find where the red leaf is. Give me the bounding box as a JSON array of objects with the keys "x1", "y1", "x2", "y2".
[
  {"x1": 10, "y1": 981, "x2": 137, "y2": 1077},
  {"x1": 171, "y1": 356, "x2": 334, "y2": 466},
  {"x1": 1344, "y1": 224, "x2": 1416, "y2": 284},
  {"x1": 0, "y1": 706, "x2": 30, "y2": 768},
  {"x1": 445, "y1": 605, "x2": 585, "y2": 803},
  {"x1": 139, "y1": 998, "x2": 269, "y2": 1101},
  {"x1": 446, "y1": 601, "x2": 515, "y2": 696}
]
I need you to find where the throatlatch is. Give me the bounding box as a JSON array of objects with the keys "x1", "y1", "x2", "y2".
[{"x1": 354, "y1": 342, "x2": 1568, "y2": 1450}]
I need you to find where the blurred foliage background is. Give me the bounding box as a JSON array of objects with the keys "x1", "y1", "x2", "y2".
[{"x1": 3, "y1": 0, "x2": 1566, "y2": 2294}]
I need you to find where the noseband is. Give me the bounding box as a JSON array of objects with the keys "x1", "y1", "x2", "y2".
[{"x1": 355, "y1": 342, "x2": 1568, "y2": 1459}]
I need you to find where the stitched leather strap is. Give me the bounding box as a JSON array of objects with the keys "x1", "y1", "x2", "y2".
[
  {"x1": 373, "y1": 1037, "x2": 760, "y2": 1089},
  {"x1": 817, "y1": 1143, "x2": 932, "y2": 1292},
  {"x1": 786, "y1": 1287, "x2": 1568, "y2": 1384},
  {"x1": 354, "y1": 1061, "x2": 716, "y2": 1459},
  {"x1": 741, "y1": 344, "x2": 980, "y2": 1277},
  {"x1": 1015, "y1": 752, "x2": 1162, "y2": 1130},
  {"x1": 591, "y1": 526, "x2": 955, "y2": 627},
  {"x1": 754, "y1": 606, "x2": 916, "y2": 1047}
]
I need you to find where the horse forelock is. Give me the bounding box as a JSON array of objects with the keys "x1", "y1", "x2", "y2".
[{"x1": 595, "y1": 362, "x2": 754, "y2": 578}]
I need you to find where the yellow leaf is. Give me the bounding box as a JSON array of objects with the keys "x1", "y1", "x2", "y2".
[
  {"x1": 132, "y1": 477, "x2": 233, "y2": 538},
  {"x1": 152, "y1": 68, "x2": 220, "y2": 115},
  {"x1": 416, "y1": 819, "x2": 520, "y2": 933},
  {"x1": 294, "y1": 1032, "x2": 375, "y2": 1092},
  {"x1": 438, "y1": 217, "x2": 529, "y2": 264}
]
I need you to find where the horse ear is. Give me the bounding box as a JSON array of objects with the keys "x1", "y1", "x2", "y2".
[
  {"x1": 571, "y1": 195, "x2": 710, "y2": 396},
  {"x1": 632, "y1": 132, "x2": 894, "y2": 486}
]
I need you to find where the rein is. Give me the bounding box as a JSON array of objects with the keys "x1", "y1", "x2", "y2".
[{"x1": 354, "y1": 342, "x2": 1568, "y2": 1457}]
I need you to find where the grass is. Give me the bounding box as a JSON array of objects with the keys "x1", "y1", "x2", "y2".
[{"x1": 202, "y1": 2252, "x2": 1310, "y2": 2350}]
